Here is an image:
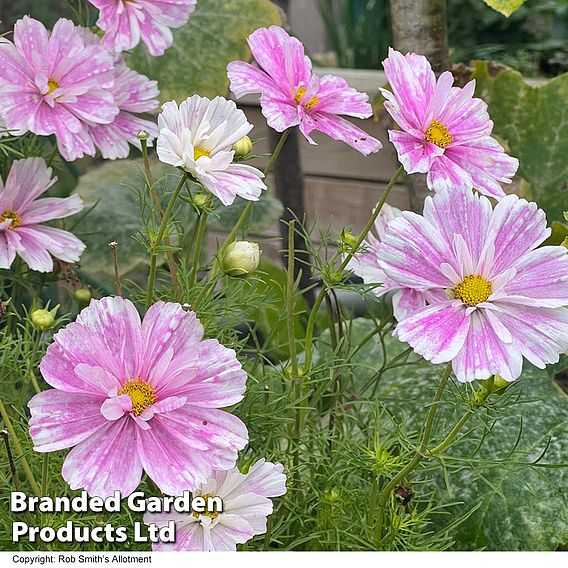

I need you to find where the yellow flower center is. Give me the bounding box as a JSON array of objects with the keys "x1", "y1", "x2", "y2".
[
  {"x1": 118, "y1": 378, "x2": 157, "y2": 416},
  {"x1": 454, "y1": 275, "x2": 492, "y2": 307},
  {"x1": 424, "y1": 120, "x2": 453, "y2": 148},
  {"x1": 192, "y1": 494, "x2": 221, "y2": 520},
  {"x1": 0, "y1": 210, "x2": 21, "y2": 230},
  {"x1": 292, "y1": 86, "x2": 319, "y2": 110},
  {"x1": 193, "y1": 146, "x2": 211, "y2": 160},
  {"x1": 46, "y1": 80, "x2": 59, "y2": 96}
]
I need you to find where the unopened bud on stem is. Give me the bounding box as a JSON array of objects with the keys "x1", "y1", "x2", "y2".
[
  {"x1": 232, "y1": 135, "x2": 253, "y2": 157},
  {"x1": 223, "y1": 241, "x2": 261, "y2": 277}
]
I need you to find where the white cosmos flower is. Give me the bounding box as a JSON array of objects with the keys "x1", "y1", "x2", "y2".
[
  {"x1": 156, "y1": 95, "x2": 266, "y2": 206},
  {"x1": 144, "y1": 459, "x2": 287, "y2": 551}
]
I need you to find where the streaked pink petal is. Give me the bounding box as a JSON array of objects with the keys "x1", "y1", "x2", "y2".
[
  {"x1": 28, "y1": 390, "x2": 107, "y2": 452},
  {"x1": 394, "y1": 302, "x2": 470, "y2": 364},
  {"x1": 452, "y1": 310, "x2": 522, "y2": 382},
  {"x1": 487, "y1": 194, "x2": 550, "y2": 276},
  {"x1": 62, "y1": 418, "x2": 142, "y2": 498}
]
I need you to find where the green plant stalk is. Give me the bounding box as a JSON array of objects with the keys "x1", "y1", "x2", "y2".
[
  {"x1": 0, "y1": 398, "x2": 41, "y2": 497},
  {"x1": 303, "y1": 165, "x2": 404, "y2": 373},
  {"x1": 141, "y1": 139, "x2": 182, "y2": 302},
  {"x1": 375, "y1": 361, "x2": 453, "y2": 542},
  {"x1": 188, "y1": 194, "x2": 213, "y2": 289},
  {"x1": 219, "y1": 128, "x2": 292, "y2": 253},
  {"x1": 18, "y1": 332, "x2": 41, "y2": 407},
  {"x1": 428, "y1": 410, "x2": 474, "y2": 456},
  {"x1": 286, "y1": 221, "x2": 300, "y2": 379},
  {"x1": 145, "y1": 174, "x2": 187, "y2": 310}
]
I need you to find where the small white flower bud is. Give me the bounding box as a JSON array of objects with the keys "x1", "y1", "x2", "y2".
[
  {"x1": 232, "y1": 135, "x2": 253, "y2": 157},
  {"x1": 223, "y1": 241, "x2": 261, "y2": 277}
]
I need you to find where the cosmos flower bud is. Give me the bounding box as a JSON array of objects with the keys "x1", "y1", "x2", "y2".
[
  {"x1": 193, "y1": 194, "x2": 208, "y2": 208},
  {"x1": 222, "y1": 241, "x2": 261, "y2": 277},
  {"x1": 73, "y1": 288, "x2": 92, "y2": 306},
  {"x1": 232, "y1": 135, "x2": 253, "y2": 157},
  {"x1": 340, "y1": 228, "x2": 358, "y2": 249},
  {"x1": 137, "y1": 130, "x2": 150, "y2": 141},
  {"x1": 30, "y1": 308, "x2": 57, "y2": 331}
]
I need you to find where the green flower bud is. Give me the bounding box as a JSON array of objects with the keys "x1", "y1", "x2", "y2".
[
  {"x1": 137, "y1": 130, "x2": 150, "y2": 141},
  {"x1": 31, "y1": 309, "x2": 55, "y2": 331},
  {"x1": 193, "y1": 193, "x2": 208, "y2": 208},
  {"x1": 73, "y1": 288, "x2": 92, "y2": 306},
  {"x1": 223, "y1": 241, "x2": 261, "y2": 277},
  {"x1": 340, "y1": 228, "x2": 358, "y2": 249},
  {"x1": 323, "y1": 487, "x2": 341, "y2": 503},
  {"x1": 561, "y1": 237, "x2": 568, "y2": 250},
  {"x1": 232, "y1": 135, "x2": 253, "y2": 157}
]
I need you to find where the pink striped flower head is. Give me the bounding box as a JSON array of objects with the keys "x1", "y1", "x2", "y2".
[
  {"x1": 89, "y1": 59, "x2": 160, "y2": 159},
  {"x1": 378, "y1": 188, "x2": 568, "y2": 382},
  {"x1": 227, "y1": 26, "x2": 382, "y2": 156},
  {"x1": 380, "y1": 48, "x2": 518, "y2": 199},
  {"x1": 89, "y1": 0, "x2": 197, "y2": 56},
  {"x1": 0, "y1": 17, "x2": 119, "y2": 161},
  {"x1": 0, "y1": 158, "x2": 85, "y2": 272},
  {"x1": 157, "y1": 95, "x2": 266, "y2": 206},
  {"x1": 348, "y1": 203, "x2": 444, "y2": 320},
  {"x1": 144, "y1": 459, "x2": 286, "y2": 551},
  {"x1": 28, "y1": 298, "x2": 248, "y2": 497}
]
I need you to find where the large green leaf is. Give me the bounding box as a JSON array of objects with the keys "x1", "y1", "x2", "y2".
[
  {"x1": 340, "y1": 318, "x2": 568, "y2": 550},
  {"x1": 473, "y1": 61, "x2": 568, "y2": 222},
  {"x1": 127, "y1": 0, "x2": 282, "y2": 102},
  {"x1": 482, "y1": 0, "x2": 526, "y2": 16}
]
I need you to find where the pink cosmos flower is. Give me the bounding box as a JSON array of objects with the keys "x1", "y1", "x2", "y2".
[
  {"x1": 89, "y1": 59, "x2": 160, "y2": 159},
  {"x1": 89, "y1": 0, "x2": 197, "y2": 56},
  {"x1": 380, "y1": 48, "x2": 518, "y2": 199},
  {"x1": 227, "y1": 26, "x2": 382, "y2": 156},
  {"x1": 348, "y1": 203, "x2": 444, "y2": 320},
  {"x1": 378, "y1": 187, "x2": 568, "y2": 382},
  {"x1": 144, "y1": 459, "x2": 286, "y2": 551},
  {"x1": 28, "y1": 298, "x2": 248, "y2": 497},
  {"x1": 0, "y1": 17, "x2": 119, "y2": 161},
  {"x1": 157, "y1": 95, "x2": 266, "y2": 206},
  {"x1": 0, "y1": 158, "x2": 85, "y2": 272}
]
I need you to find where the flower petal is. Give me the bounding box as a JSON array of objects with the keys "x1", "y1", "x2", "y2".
[
  {"x1": 451, "y1": 309, "x2": 523, "y2": 382},
  {"x1": 62, "y1": 418, "x2": 142, "y2": 498},
  {"x1": 28, "y1": 390, "x2": 107, "y2": 452},
  {"x1": 394, "y1": 302, "x2": 470, "y2": 364}
]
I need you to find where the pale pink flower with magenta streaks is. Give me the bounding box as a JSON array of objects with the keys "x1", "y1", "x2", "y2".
[
  {"x1": 29, "y1": 298, "x2": 248, "y2": 498},
  {"x1": 0, "y1": 17, "x2": 119, "y2": 161},
  {"x1": 90, "y1": 60, "x2": 160, "y2": 159},
  {"x1": 144, "y1": 459, "x2": 286, "y2": 551},
  {"x1": 348, "y1": 203, "x2": 445, "y2": 320},
  {"x1": 89, "y1": 0, "x2": 197, "y2": 56},
  {"x1": 378, "y1": 187, "x2": 568, "y2": 382},
  {"x1": 157, "y1": 95, "x2": 266, "y2": 206},
  {"x1": 0, "y1": 158, "x2": 85, "y2": 272},
  {"x1": 380, "y1": 48, "x2": 518, "y2": 199},
  {"x1": 227, "y1": 26, "x2": 382, "y2": 156}
]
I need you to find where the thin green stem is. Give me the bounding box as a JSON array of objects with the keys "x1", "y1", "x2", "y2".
[
  {"x1": 18, "y1": 333, "x2": 41, "y2": 407},
  {"x1": 303, "y1": 165, "x2": 404, "y2": 373},
  {"x1": 145, "y1": 174, "x2": 187, "y2": 310},
  {"x1": 428, "y1": 410, "x2": 474, "y2": 456},
  {"x1": 219, "y1": 128, "x2": 292, "y2": 252},
  {"x1": 141, "y1": 139, "x2": 182, "y2": 302},
  {"x1": 188, "y1": 195, "x2": 212, "y2": 289},
  {"x1": 286, "y1": 221, "x2": 299, "y2": 378},
  {"x1": 375, "y1": 361, "x2": 452, "y2": 543},
  {"x1": 0, "y1": 398, "x2": 41, "y2": 497}
]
